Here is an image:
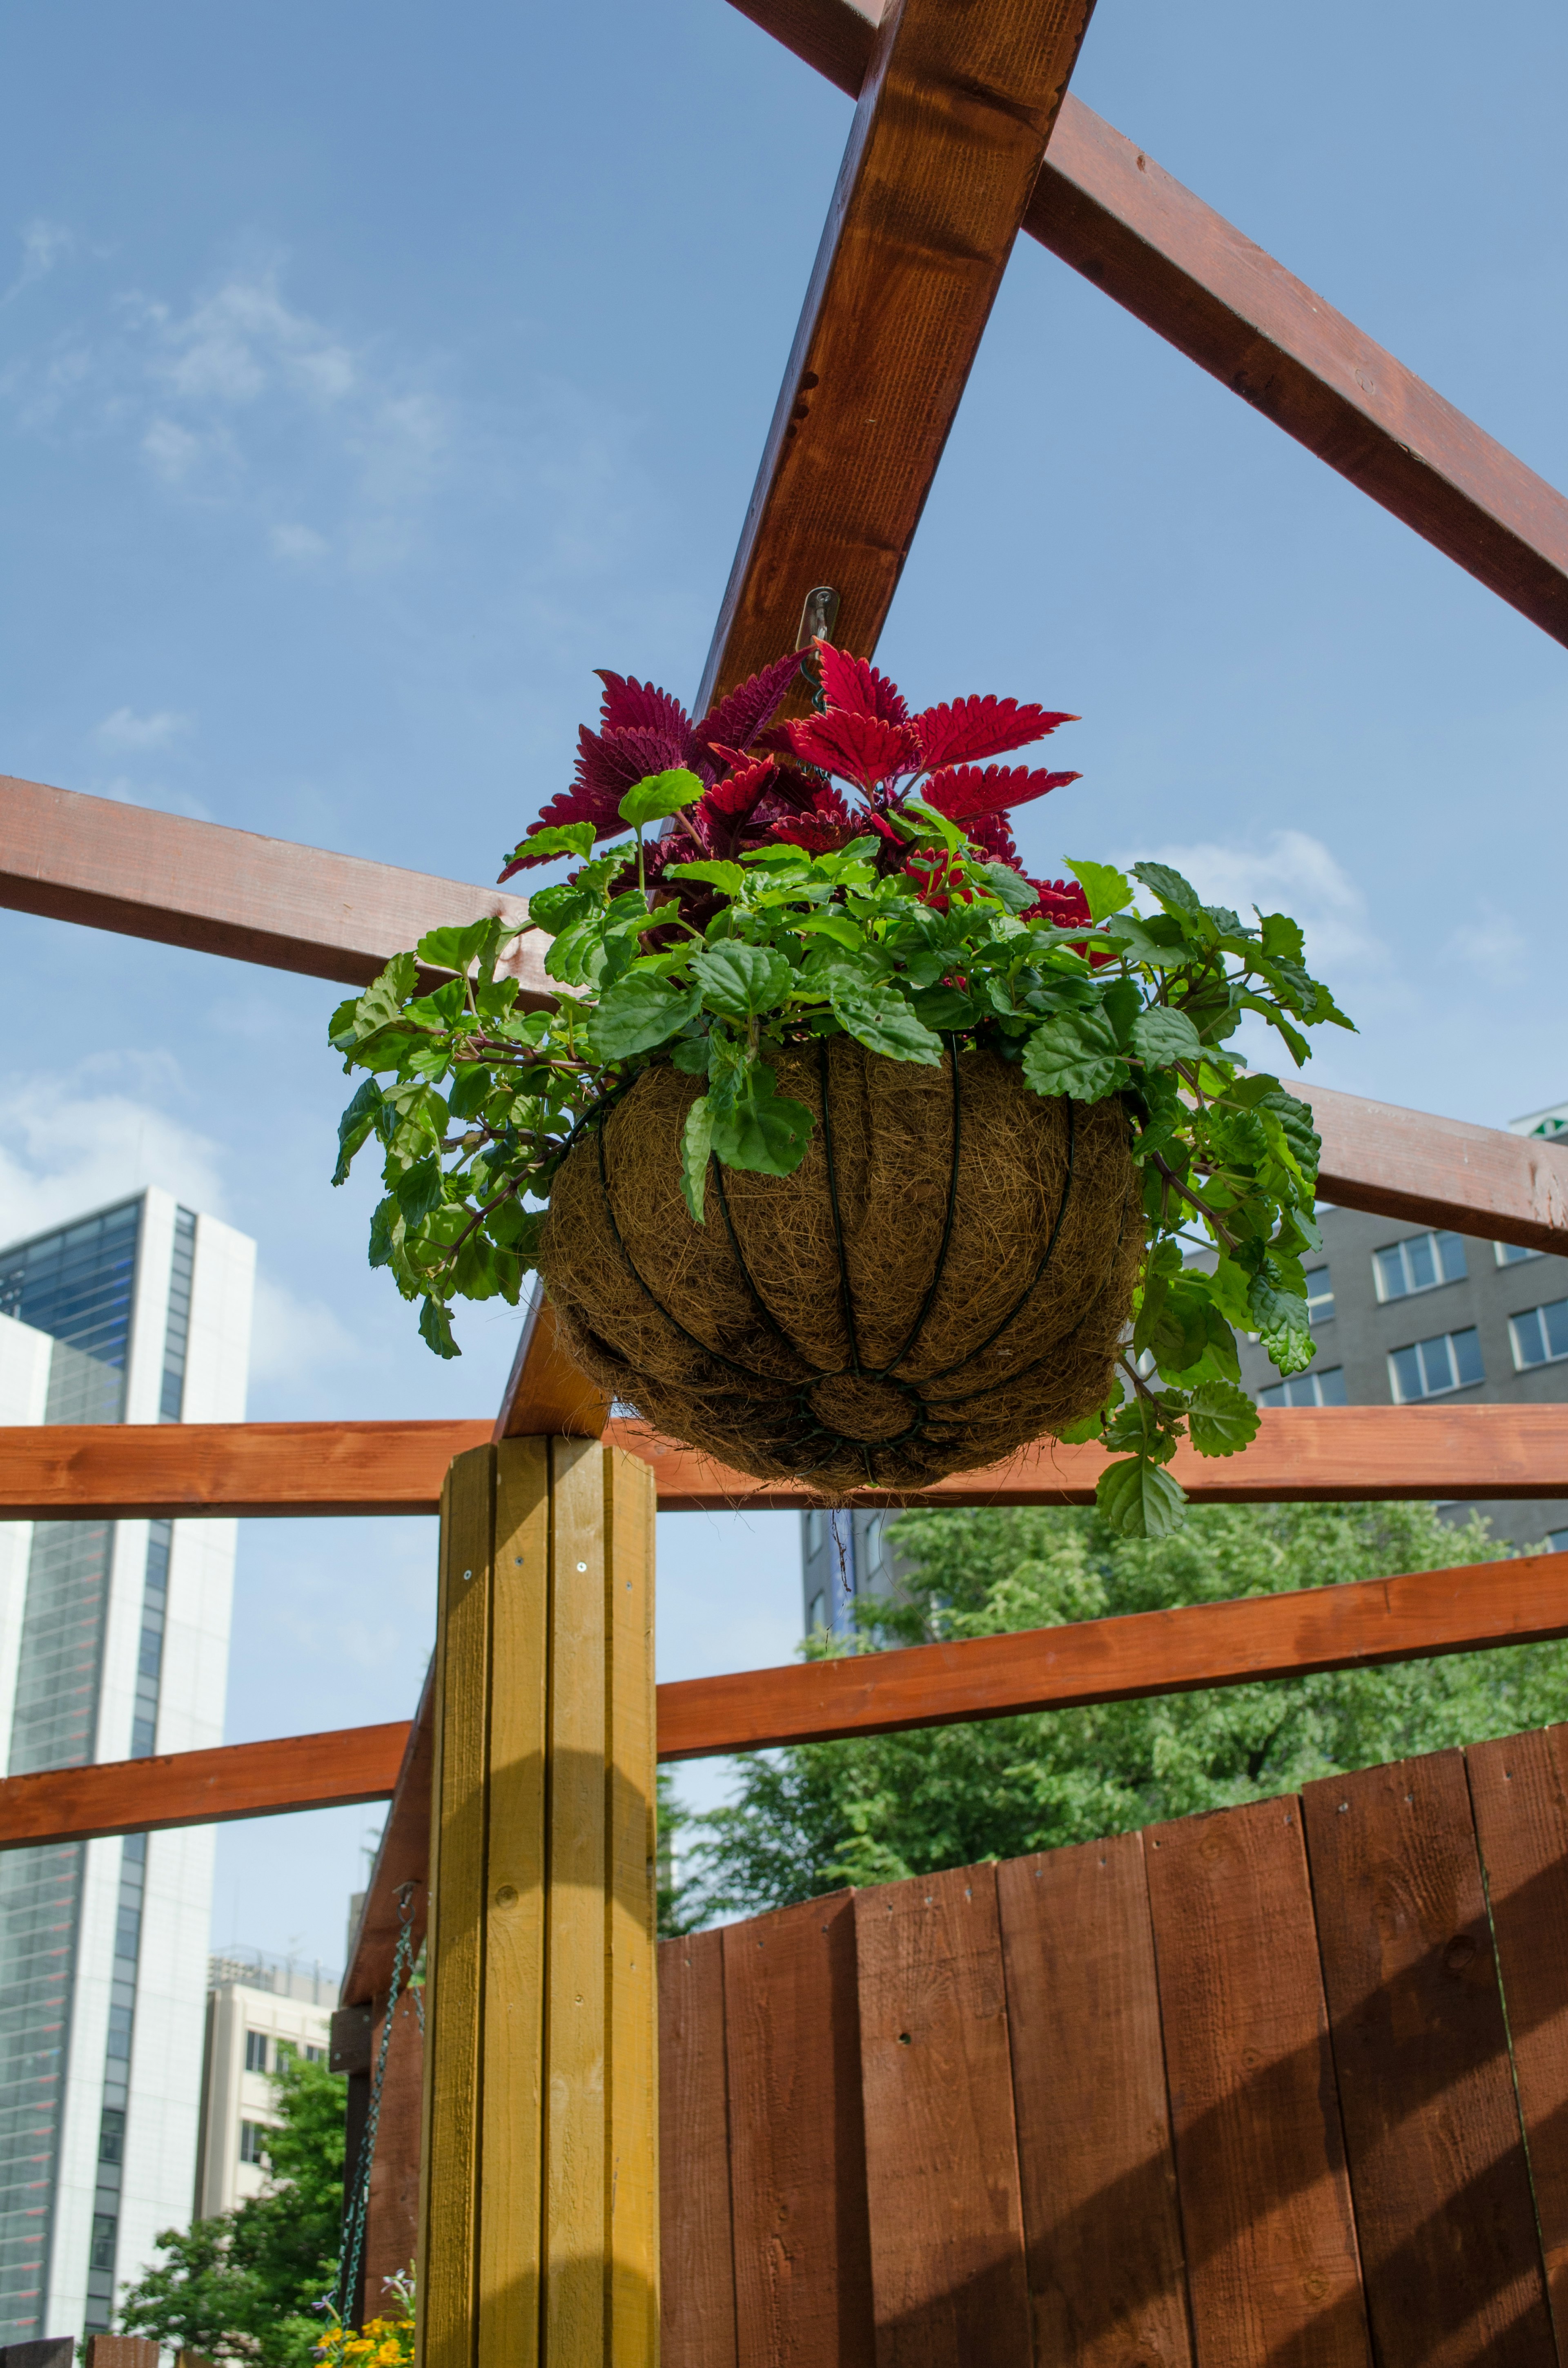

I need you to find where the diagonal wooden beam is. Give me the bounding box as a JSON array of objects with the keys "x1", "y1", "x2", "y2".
[
  {"x1": 719, "y1": 0, "x2": 1568, "y2": 648},
  {"x1": 0, "y1": 773, "x2": 552, "y2": 1000},
  {"x1": 695, "y1": 0, "x2": 1098, "y2": 712},
  {"x1": 493, "y1": 1286, "x2": 609, "y2": 1441},
  {"x1": 1301, "y1": 1081, "x2": 1568, "y2": 1254}
]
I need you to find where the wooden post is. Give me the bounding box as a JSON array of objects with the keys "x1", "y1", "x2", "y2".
[{"x1": 417, "y1": 1438, "x2": 657, "y2": 2368}]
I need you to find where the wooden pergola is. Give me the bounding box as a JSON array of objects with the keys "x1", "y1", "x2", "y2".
[{"x1": 7, "y1": 0, "x2": 1568, "y2": 2355}]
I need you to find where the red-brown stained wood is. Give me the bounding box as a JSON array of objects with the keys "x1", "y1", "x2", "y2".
[
  {"x1": 1467, "y1": 1727, "x2": 1568, "y2": 2350},
  {"x1": 996, "y1": 1835, "x2": 1192, "y2": 2368},
  {"x1": 0, "y1": 1418, "x2": 491, "y2": 1519},
  {"x1": 343, "y1": 1664, "x2": 434, "y2": 2008},
  {"x1": 855, "y1": 1865, "x2": 1030, "y2": 2368},
  {"x1": 656, "y1": 1549, "x2": 1568, "y2": 1760},
  {"x1": 697, "y1": 0, "x2": 1096, "y2": 711},
  {"x1": 721, "y1": 1893, "x2": 874, "y2": 2368},
  {"x1": 1144, "y1": 1796, "x2": 1370, "y2": 2368},
  {"x1": 85, "y1": 2339, "x2": 158, "y2": 2367},
  {"x1": 1301, "y1": 1083, "x2": 1568, "y2": 1254},
  {"x1": 659, "y1": 1929, "x2": 739, "y2": 2368},
  {"x1": 363, "y1": 1987, "x2": 425, "y2": 2312},
  {"x1": 0, "y1": 1722, "x2": 408, "y2": 1853},
  {"x1": 0, "y1": 773, "x2": 552, "y2": 998},
  {"x1": 1302, "y1": 1754, "x2": 1555, "y2": 2365}
]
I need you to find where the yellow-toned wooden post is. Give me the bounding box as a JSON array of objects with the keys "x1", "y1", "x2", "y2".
[{"x1": 416, "y1": 1438, "x2": 658, "y2": 2368}]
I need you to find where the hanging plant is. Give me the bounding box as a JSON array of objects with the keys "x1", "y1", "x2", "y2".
[{"x1": 329, "y1": 642, "x2": 1351, "y2": 1535}]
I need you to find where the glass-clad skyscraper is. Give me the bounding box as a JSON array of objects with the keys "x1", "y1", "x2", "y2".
[{"x1": 0, "y1": 1190, "x2": 254, "y2": 2343}]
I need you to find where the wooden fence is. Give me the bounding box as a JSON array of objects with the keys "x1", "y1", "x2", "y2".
[{"x1": 660, "y1": 1721, "x2": 1568, "y2": 2368}]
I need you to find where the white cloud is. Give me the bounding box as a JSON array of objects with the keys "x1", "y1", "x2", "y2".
[
  {"x1": 0, "y1": 1061, "x2": 226, "y2": 1246},
  {"x1": 2, "y1": 219, "x2": 74, "y2": 305},
  {"x1": 270, "y1": 521, "x2": 328, "y2": 563},
  {"x1": 1123, "y1": 828, "x2": 1387, "y2": 974},
  {"x1": 145, "y1": 273, "x2": 356, "y2": 410},
  {"x1": 248, "y1": 1272, "x2": 360, "y2": 1385},
  {"x1": 94, "y1": 705, "x2": 194, "y2": 752},
  {"x1": 1450, "y1": 904, "x2": 1528, "y2": 987}
]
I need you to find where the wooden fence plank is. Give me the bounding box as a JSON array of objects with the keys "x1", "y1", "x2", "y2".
[
  {"x1": 362, "y1": 1987, "x2": 425, "y2": 2319},
  {"x1": 696, "y1": 0, "x2": 1096, "y2": 711},
  {"x1": 0, "y1": 771, "x2": 551, "y2": 997},
  {"x1": 721, "y1": 1893, "x2": 875, "y2": 2368},
  {"x1": 1302, "y1": 1754, "x2": 1555, "y2": 2366},
  {"x1": 658, "y1": 1931, "x2": 738, "y2": 2368},
  {"x1": 996, "y1": 1835, "x2": 1192, "y2": 2367},
  {"x1": 1144, "y1": 1796, "x2": 1371, "y2": 2368},
  {"x1": 1466, "y1": 1727, "x2": 1568, "y2": 2354},
  {"x1": 855, "y1": 1866, "x2": 1030, "y2": 2368},
  {"x1": 608, "y1": 1440, "x2": 660, "y2": 2368},
  {"x1": 343, "y1": 1669, "x2": 433, "y2": 2008}
]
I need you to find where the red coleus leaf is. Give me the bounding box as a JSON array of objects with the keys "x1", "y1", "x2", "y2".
[
  {"x1": 594, "y1": 671, "x2": 693, "y2": 752},
  {"x1": 770, "y1": 785, "x2": 856, "y2": 855},
  {"x1": 813, "y1": 638, "x2": 909, "y2": 723},
  {"x1": 964, "y1": 809, "x2": 1020, "y2": 869},
  {"x1": 1028, "y1": 876, "x2": 1093, "y2": 929},
  {"x1": 785, "y1": 707, "x2": 920, "y2": 789},
  {"x1": 694, "y1": 650, "x2": 804, "y2": 758},
  {"x1": 913, "y1": 695, "x2": 1076, "y2": 769},
  {"x1": 920, "y1": 762, "x2": 1080, "y2": 823},
  {"x1": 704, "y1": 752, "x2": 778, "y2": 818}
]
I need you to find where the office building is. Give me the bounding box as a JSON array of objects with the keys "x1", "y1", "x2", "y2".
[
  {"x1": 800, "y1": 1507, "x2": 903, "y2": 1639},
  {"x1": 0, "y1": 1191, "x2": 254, "y2": 2345},
  {"x1": 196, "y1": 1952, "x2": 335, "y2": 2219}
]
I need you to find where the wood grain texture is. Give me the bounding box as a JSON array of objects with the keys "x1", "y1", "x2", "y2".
[
  {"x1": 364, "y1": 1989, "x2": 426, "y2": 2317},
  {"x1": 419, "y1": 1448, "x2": 495, "y2": 2368},
  {"x1": 713, "y1": 0, "x2": 1568, "y2": 649},
  {"x1": 696, "y1": 0, "x2": 1096, "y2": 712},
  {"x1": 722, "y1": 1893, "x2": 875, "y2": 2368},
  {"x1": 1466, "y1": 1727, "x2": 1568, "y2": 2348},
  {"x1": 607, "y1": 1446, "x2": 659, "y2": 2368},
  {"x1": 0, "y1": 772, "x2": 552, "y2": 998},
  {"x1": 83, "y1": 2343, "x2": 158, "y2": 2368},
  {"x1": 543, "y1": 1438, "x2": 611, "y2": 2363},
  {"x1": 0, "y1": 1418, "x2": 491, "y2": 1519},
  {"x1": 494, "y1": 1294, "x2": 609, "y2": 1445},
  {"x1": 656, "y1": 1549, "x2": 1568, "y2": 1759},
  {"x1": 996, "y1": 1835, "x2": 1192, "y2": 2368},
  {"x1": 0, "y1": 1721, "x2": 407, "y2": 1850},
  {"x1": 343, "y1": 1668, "x2": 434, "y2": 2008},
  {"x1": 855, "y1": 1866, "x2": 1030, "y2": 2368},
  {"x1": 658, "y1": 1931, "x2": 738, "y2": 2368},
  {"x1": 477, "y1": 1439, "x2": 550, "y2": 2368},
  {"x1": 1303, "y1": 1083, "x2": 1568, "y2": 1253},
  {"x1": 1301, "y1": 1754, "x2": 1555, "y2": 2367},
  {"x1": 1144, "y1": 1796, "x2": 1370, "y2": 2368}
]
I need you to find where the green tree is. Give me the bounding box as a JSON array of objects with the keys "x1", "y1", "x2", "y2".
[
  {"x1": 685, "y1": 1502, "x2": 1568, "y2": 1918},
  {"x1": 117, "y1": 2048, "x2": 345, "y2": 2366}
]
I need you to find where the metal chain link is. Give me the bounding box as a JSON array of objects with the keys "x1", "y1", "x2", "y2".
[{"x1": 334, "y1": 1881, "x2": 419, "y2": 2327}]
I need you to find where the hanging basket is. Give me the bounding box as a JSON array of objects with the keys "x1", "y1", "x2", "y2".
[{"x1": 540, "y1": 1037, "x2": 1141, "y2": 1496}]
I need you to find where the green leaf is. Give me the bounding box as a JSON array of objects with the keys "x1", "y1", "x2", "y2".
[
  {"x1": 367, "y1": 1196, "x2": 401, "y2": 1270},
  {"x1": 975, "y1": 863, "x2": 1037, "y2": 915},
  {"x1": 526, "y1": 880, "x2": 593, "y2": 936},
  {"x1": 1259, "y1": 911, "x2": 1306, "y2": 962},
  {"x1": 416, "y1": 918, "x2": 496, "y2": 976},
  {"x1": 692, "y1": 941, "x2": 793, "y2": 1021},
  {"x1": 419, "y1": 1297, "x2": 461, "y2": 1359},
  {"x1": 1056, "y1": 1397, "x2": 1114, "y2": 1445},
  {"x1": 1020, "y1": 1014, "x2": 1123, "y2": 1101},
  {"x1": 332, "y1": 1079, "x2": 383, "y2": 1186},
  {"x1": 1248, "y1": 1275, "x2": 1314, "y2": 1374},
  {"x1": 709, "y1": 1064, "x2": 815, "y2": 1175},
  {"x1": 394, "y1": 1155, "x2": 445, "y2": 1227},
  {"x1": 681, "y1": 1095, "x2": 714, "y2": 1224},
  {"x1": 1067, "y1": 858, "x2": 1132, "y2": 921},
  {"x1": 351, "y1": 951, "x2": 419, "y2": 1037},
  {"x1": 448, "y1": 1066, "x2": 493, "y2": 1121},
  {"x1": 911, "y1": 984, "x2": 979, "y2": 1030},
  {"x1": 507, "y1": 821, "x2": 597, "y2": 866},
  {"x1": 1096, "y1": 1455, "x2": 1187, "y2": 1538},
  {"x1": 487, "y1": 1202, "x2": 545, "y2": 1262},
  {"x1": 826, "y1": 976, "x2": 945, "y2": 1066},
  {"x1": 1131, "y1": 861, "x2": 1205, "y2": 918},
  {"x1": 1186, "y1": 1380, "x2": 1261, "y2": 1458},
  {"x1": 670, "y1": 1031, "x2": 711, "y2": 1075},
  {"x1": 1100, "y1": 912, "x2": 1189, "y2": 968},
  {"x1": 589, "y1": 976, "x2": 702, "y2": 1060},
  {"x1": 795, "y1": 911, "x2": 866, "y2": 954},
  {"x1": 618, "y1": 767, "x2": 705, "y2": 826},
  {"x1": 666, "y1": 859, "x2": 747, "y2": 899},
  {"x1": 1130, "y1": 1005, "x2": 1202, "y2": 1067}
]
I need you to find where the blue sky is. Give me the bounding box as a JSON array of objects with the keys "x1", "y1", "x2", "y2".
[{"x1": 1, "y1": 0, "x2": 1565, "y2": 1966}]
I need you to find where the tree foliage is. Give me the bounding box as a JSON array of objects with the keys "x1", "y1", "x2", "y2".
[
  {"x1": 682, "y1": 1503, "x2": 1564, "y2": 1918},
  {"x1": 117, "y1": 2048, "x2": 345, "y2": 2366}
]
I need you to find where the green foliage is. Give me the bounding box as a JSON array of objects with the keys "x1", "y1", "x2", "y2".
[
  {"x1": 117, "y1": 2051, "x2": 346, "y2": 2366},
  {"x1": 679, "y1": 1503, "x2": 1564, "y2": 1917}
]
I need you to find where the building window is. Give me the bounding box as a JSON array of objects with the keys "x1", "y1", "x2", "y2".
[
  {"x1": 1388, "y1": 1329, "x2": 1485, "y2": 1402},
  {"x1": 89, "y1": 2212, "x2": 117, "y2": 2273},
  {"x1": 244, "y1": 2030, "x2": 268, "y2": 2073},
  {"x1": 303, "y1": 2043, "x2": 324, "y2": 2065},
  {"x1": 1511, "y1": 1299, "x2": 1568, "y2": 1371},
  {"x1": 804, "y1": 1510, "x2": 824, "y2": 1559},
  {"x1": 239, "y1": 2121, "x2": 268, "y2": 2167},
  {"x1": 1546, "y1": 1530, "x2": 1568, "y2": 1554},
  {"x1": 1305, "y1": 1267, "x2": 1334, "y2": 1324},
  {"x1": 1260, "y1": 1367, "x2": 1348, "y2": 1409},
  {"x1": 98, "y1": 2109, "x2": 124, "y2": 2167},
  {"x1": 1496, "y1": 1242, "x2": 1543, "y2": 1267},
  {"x1": 1374, "y1": 1231, "x2": 1468, "y2": 1302}
]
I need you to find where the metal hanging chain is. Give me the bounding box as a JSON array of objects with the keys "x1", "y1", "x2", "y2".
[{"x1": 334, "y1": 1880, "x2": 419, "y2": 2328}]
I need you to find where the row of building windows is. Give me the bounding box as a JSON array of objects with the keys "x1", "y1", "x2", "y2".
[
  {"x1": 1304, "y1": 1231, "x2": 1548, "y2": 1331},
  {"x1": 243, "y1": 2029, "x2": 323, "y2": 2074},
  {"x1": 1272, "y1": 1297, "x2": 1568, "y2": 1408}
]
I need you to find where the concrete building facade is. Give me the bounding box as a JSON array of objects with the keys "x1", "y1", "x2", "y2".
[
  {"x1": 0, "y1": 1191, "x2": 254, "y2": 2345},
  {"x1": 196, "y1": 1957, "x2": 334, "y2": 2220}
]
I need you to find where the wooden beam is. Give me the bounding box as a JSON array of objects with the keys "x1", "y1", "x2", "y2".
[
  {"x1": 493, "y1": 1287, "x2": 610, "y2": 1443},
  {"x1": 719, "y1": 0, "x2": 1568, "y2": 648},
  {"x1": 0, "y1": 1721, "x2": 408, "y2": 1849},
  {"x1": 695, "y1": 0, "x2": 1097, "y2": 711},
  {"x1": 0, "y1": 773, "x2": 553, "y2": 1000},
  {"x1": 1303, "y1": 1082, "x2": 1568, "y2": 1253},
  {"x1": 5, "y1": 1402, "x2": 1568, "y2": 1522},
  {"x1": 342, "y1": 1661, "x2": 434, "y2": 2007},
  {"x1": 656, "y1": 1547, "x2": 1568, "y2": 1759}
]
